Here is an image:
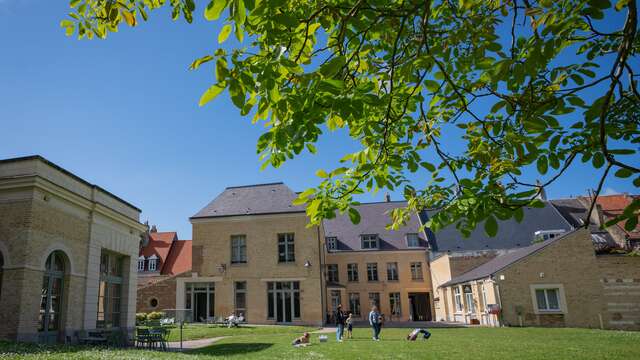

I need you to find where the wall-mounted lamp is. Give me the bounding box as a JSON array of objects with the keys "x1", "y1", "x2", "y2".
[
  {"x1": 217, "y1": 263, "x2": 227, "y2": 274},
  {"x1": 304, "y1": 260, "x2": 312, "y2": 268}
]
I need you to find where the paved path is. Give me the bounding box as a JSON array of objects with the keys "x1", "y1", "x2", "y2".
[{"x1": 167, "y1": 336, "x2": 226, "y2": 351}]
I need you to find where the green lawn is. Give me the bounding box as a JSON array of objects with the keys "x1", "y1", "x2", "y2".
[
  {"x1": 161, "y1": 324, "x2": 317, "y2": 342},
  {"x1": 1, "y1": 327, "x2": 639, "y2": 359}
]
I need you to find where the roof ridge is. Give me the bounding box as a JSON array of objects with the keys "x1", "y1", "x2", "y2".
[{"x1": 225, "y1": 182, "x2": 284, "y2": 189}]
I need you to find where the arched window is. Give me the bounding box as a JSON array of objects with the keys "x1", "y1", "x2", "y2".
[{"x1": 39, "y1": 251, "x2": 67, "y2": 339}]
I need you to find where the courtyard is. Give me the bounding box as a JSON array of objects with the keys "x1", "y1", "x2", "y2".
[{"x1": 1, "y1": 326, "x2": 639, "y2": 359}]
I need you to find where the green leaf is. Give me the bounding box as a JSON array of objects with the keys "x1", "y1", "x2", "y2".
[
  {"x1": 198, "y1": 82, "x2": 226, "y2": 106},
  {"x1": 218, "y1": 24, "x2": 232, "y2": 43},
  {"x1": 189, "y1": 55, "x2": 214, "y2": 70},
  {"x1": 424, "y1": 80, "x2": 440, "y2": 92},
  {"x1": 624, "y1": 215, "x2": 638, "y2": 231},
  {"x1": 348, "y1": 208, "x2": 361, "y2": 224},
  {"x1": 484, "y1": 215, "x2": 498, "y2": 237},
  {"x1": 205, "y1": 0, "x2": 227, "y2": 21},
  {"x1": 615, "y1": 0, "x2": 630, "y2": 10},
  {"x1": 537, "y1": 155, "x2": 548, "y2": 175},
  {"x1": 614, "y1": 168, "x2": 633, "y2": 178},
  {"x1": 234, "y1": 0, "x2": 246, "y2": 25},
  {"x1": 592, "y1": 152, "x2": 605, "y2": 169},
  {"x1": 315, "y1": 169, "x2": 329, "y2": 178},
  {"x1": 319, "y1": 56, "x2": 346, "y2": 77}
]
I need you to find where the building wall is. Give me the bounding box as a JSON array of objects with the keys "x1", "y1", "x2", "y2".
[
  {"x1": 324, "y1": 250, "x2": 432, "y2": 321},
  {"x1": 596, "y1": 255, "x2": 640, "y2": 330},
  {"x1": 187, "y1": 213, "x2": 324, "y2": 326},
  {"x1": 496, "y1": 229, "x2": 604, "y2": 329},
  {"x1": 137, "y1": 274, "x2": 185, "y2": 314},
  {"x1": 0, "y1": 157, "x2": 145, "y2": 342}
]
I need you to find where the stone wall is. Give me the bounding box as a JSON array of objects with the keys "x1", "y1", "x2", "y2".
[{"x1": 596, "y1": 254, "x2": 640, "y2": 330}]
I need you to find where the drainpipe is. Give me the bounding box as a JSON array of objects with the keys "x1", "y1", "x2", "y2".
[{"x1": 317, "y1": 225, "x2": 326, "y2": 327}]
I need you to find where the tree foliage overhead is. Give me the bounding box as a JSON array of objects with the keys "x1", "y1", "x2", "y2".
[{"x1": 63, "y1": 0, "x2": 640, "y2": 236}]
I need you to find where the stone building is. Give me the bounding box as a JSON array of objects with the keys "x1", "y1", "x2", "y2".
[
  {"x1": 184, "y1": 183, "x2": 325, "y2": 325},
  {"x1": 322, "y1": 201, "x2": 433, "y2": 322},
  {"x1": 437, "y1": 229, "x2": 640, "y2": 330},
  {"x1": 0, "y1": 156, "x2": 146, "y2": 343}
]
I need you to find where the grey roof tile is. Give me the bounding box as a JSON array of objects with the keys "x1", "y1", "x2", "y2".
[
  {"x1": 423, "y1": 202, "x2": 573, "y2": 253},
  {"x1": 191, "y1": 182, "x2": 305, "y2": 219},
  {"x1": 322, "y1": 201, "x2": 427, "y2": 251}
]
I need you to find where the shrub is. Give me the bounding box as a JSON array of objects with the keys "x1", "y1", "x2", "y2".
[
  {"x1": 136, "y1": 313, "x2": 148, "y2": 323},
  {"x1": 147, "y1": 311, "x2": 164, "y2": 320}
]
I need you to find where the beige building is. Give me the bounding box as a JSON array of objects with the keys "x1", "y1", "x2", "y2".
[
  {"x1": 438, "y1": 229, "x2": 640, "y2": 330},
  {"x1": 323, "y1": 201, "x2": 433, "y2": 322},
  {"x1": 0, "y1": 156, "x2": 146, "y2": 343},
  {"x1": 181, "y1": 183, "x2": 325, "y2": 326}
]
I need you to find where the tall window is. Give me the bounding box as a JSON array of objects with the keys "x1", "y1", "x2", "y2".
[
  {"x1": 148, "y1": 255, "x2": 158, "y2": 272},
  {"x1": 406, "y1": 233, "x2": 421, "y2": 247},
  {"x1": 368, "y1": 292, "x2": 380, "y2": 307},
  {"x1": 278, "y1": 233, "x2": 295, "y2": 263},
  {"x1": 267, "y1": 281, "x2": 300, "y2": 322},
  {"x1": 330, "y1": 290, "x2": 341, "y2": 312},
  {"x1": 185, "y1": 282, "x2": 215, "y2": 322},
  {"x1": 367, "y1": 263, "x2": 378, "y2": 281},
  {"x1": 386, "y1": 262, "x2": 399, "y2": 281},
  {"x1": 327, "y1": 264, "x2": 339, "y2": 283},
  {"x1": 481, "y1": 283, "x2": 488, "y2": 309},
  {"x1": 410, "y1": 262, "x2": 423, "y2": 280},
  {"x1": 347, "y1": 263, "x2": 359, "y2": 282},
  {"x1": 235, "y1": 282, "x2": 247, "y2": 318},
  {"x1": 349, "y1": 293, "x2": 361, "y2": 316},
  {"x1": 453, "y1": 287, "x2": 463, "y2": 312},
  {"x1": 361, "y1": 234, "x2": 379, "y2": 249},
  {"x1": 137, "y1": 256, "x2": 145, "y2": 272},
  {"x1": 535, "y1": 288, "x2": 560, "y2": 312},
  {"x1": 389, "y1": 292, "x2": 401, "y2": 316},
  {"x1": 39, "y1": 251, "x2": 66, "y2": 335},
  {"x1": 463, "y1": 285, "x2": 475, "y2": 313},
  {"x1": 97, "y1": 251, "x2": 123, "y2": 328},
  {"x1": 326, "y1": 237, "x2": 337, "y2": 251},
  {"x1": 231, "y1": 235, "x2": 247, "y2": 264}
]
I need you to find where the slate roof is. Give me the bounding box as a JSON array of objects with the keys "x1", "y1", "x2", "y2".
[
  {"x1": 440, "y1": 229, "x2": 580, "y2": 287},
  {"x1": 322, "y1": 201, "x2": 428, "y2": 251},
  {"x1": 550, "y1": 198, "x2": 619, "y2": 251},
  {"x1": 191, "y1": 182, "x2": 305, "y2": 219},
  {"x1": 422, "y1": 202, "x2": 572, "y2": 253}
]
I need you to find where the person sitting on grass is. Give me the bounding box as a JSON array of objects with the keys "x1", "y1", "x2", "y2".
[
  {"x1": 406, "y1": 328, "x2": 432, "y2": 341},
  {"x1": 345, "y1": 313, "x2": 354, "y2": 339},
  {"x1": 292, "y1": 332, "x2": 311, "y2": 347}
]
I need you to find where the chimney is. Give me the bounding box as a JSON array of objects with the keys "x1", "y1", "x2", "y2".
[
  {"x1": 385, "y1": 193, "x2": 391, "y2": 202},
  {"x1": 151, "y1": 225, "x2": 157, "y2": 233},
  {"x1": 535, "y1": 180, "x2": 547, "y2": 201}
]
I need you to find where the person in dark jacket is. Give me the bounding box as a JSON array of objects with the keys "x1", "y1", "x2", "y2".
[
  {"x1": 334, "y1": 304, "x2": 346, "y2": 342},
  {"x1": 368, "y1": 305, "x2": 381, "y2": 341}
]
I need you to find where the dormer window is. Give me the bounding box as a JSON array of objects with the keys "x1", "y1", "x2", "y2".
[
  {"x1": 148, "y1": 254, "x2": 158, "y2": 272},
  {"x1": 406, "y1": 233, "x2": 421, "y2": 247},
  {"x1": 137, "y1": 256, "x2": 145, "y2": 272},
  {"x1": 326, "y1": 237, "x2": 337, "y2": 251},
  {"x1": 361, "y1": 234, "x2": 379, "y2": 250}
]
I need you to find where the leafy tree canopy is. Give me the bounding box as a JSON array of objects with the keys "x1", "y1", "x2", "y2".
[{"x1": 62, "y1": 0, "x2": 640, "y2": 236}]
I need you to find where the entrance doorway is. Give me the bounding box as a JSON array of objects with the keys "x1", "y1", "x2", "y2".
[
  {"x1": 408, "y1": 292, "x2": 431, "y2": 321},
  {"x1": 185, "y1": 282, "x2": 214, "y2": 322},
  {"x1": 267, "y1": 281, "x2": 300, "y2": 323}
]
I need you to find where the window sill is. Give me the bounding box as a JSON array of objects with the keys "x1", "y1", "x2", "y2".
[
  {"x1": 278, "y1": 262, "x2": 297, "y2": 265},
  {"x1": 411, "y1": 278, "x2": 424, "y2": 281},
  {"x1": 230, "y1": 262, "x2": 248, "y2": 266},
  {"x1": 536, "y1": 310, "x2": 564, "y2": 315}
]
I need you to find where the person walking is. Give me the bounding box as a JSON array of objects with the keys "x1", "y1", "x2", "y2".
[
  {"x1": 368, "y1": 305, "x2": 381, "y2": 341},
  {"x1": 334, "y1": 304, "x2": 346, "y2": 342}
]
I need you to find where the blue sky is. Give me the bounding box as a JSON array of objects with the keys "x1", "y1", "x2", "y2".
[{"x1": 0, "y1": 1, "x2": 636, "y2": 239}]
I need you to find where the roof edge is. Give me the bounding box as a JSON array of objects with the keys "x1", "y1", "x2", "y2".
[{"x1": 225, "y1": 182, "x2": 284, "y2": 189}]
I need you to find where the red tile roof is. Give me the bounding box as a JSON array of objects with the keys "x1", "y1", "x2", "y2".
[
  {"x1": 595, "y1": 194, "x2": 640, "y2": 239},
  {"x1": 163, "y1": 240, "x2": 192, "y2": 275},
  {"x1": 139, "y1": 231, "x2": 177, "y2": 272}
]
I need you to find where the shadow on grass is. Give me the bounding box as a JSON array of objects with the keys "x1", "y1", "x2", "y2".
[{"x1": 188, "y1": 342, "x2": 273, "y2": 356}]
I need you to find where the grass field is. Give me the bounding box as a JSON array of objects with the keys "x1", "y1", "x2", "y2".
[
  {"x1": 162, "y1": 324, "x2": 317, "y2": 342},
  {"x1": 1, "y1": 327, "x2": 639, "y2": 359}
]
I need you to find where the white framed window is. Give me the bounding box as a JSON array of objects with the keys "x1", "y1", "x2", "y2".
[
  {"x1": 386, "y1": 262, "x2": 399, "y2": 281},
  {"x1": 367, "y1": 263, "x2": 378, "y2": 281},
  {"x1": 481, "y1": 282, "x2": 488, "y2": 310},
  {"x1": 361, "y1": 234, "x2": 379, "y2": 249},
  {"x1": 231, "y1": 235, "x2": 247, "y2": 264},
  {"x1": 327, "y1": 264, "x2": 339, "y2": 283},
  {"x1": 137, "y1": 256, "x2": 145, "y2": 272},
  {"x1": 148, "y1": 255, "x2": 158, "y2": 272},
  {"x1": 406, "y1": 233, "x2": 421, "y2": 247},
  {"x1": 326, "y1": 237, "x2": 337, "y2": 251},
  {"x1": 453, "y1": 287, "x2": 463, "y2": 312},
  {"x1": 530, "y1": 284, "x2": 566, "y2": 314},
  {"x1": 278, "y1": 233, "x2": 295, "y2": 263},
  {"x1": 347, "y1": 263, "x2": 359, "y2": 282},
  {"x1": 389, "y1": 292, "x2": 401, "y2": 316},
  {"x1": 410, "y1": 262, "x2": 423, "y2": 280},
  {"x1": 463, "y1": 285, "x2": 476, "y2": 313}
]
